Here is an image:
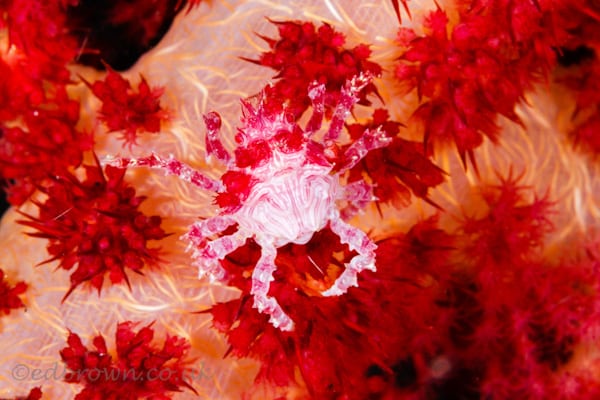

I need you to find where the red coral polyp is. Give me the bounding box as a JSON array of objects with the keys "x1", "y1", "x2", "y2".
[
  {"x1": 83, "y1": 67, "x2": 169, "y2": 147},
  {"x1": 0, "y1": 93, "x2": 91, "y2": 205},
  {"x1": 60, "y1": 321, "x2": 196, "y2": 400},
  {"x1": 394, "y1": 5, "x2": 560, "y2": 164},
  {"x1": 461, "y1": 171, "x2": 554, "y2": 266},
  {"x1": 246, "y1": 19, "x2": 382, "y2": 118},
  {"x1": 18, "y1": 160, "x2": 168, "y2": 300},
  {"x1": 0, "y1": 268, "x2": 28, "y2": 315}
]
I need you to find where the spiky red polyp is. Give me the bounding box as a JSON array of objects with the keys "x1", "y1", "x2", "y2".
[
  {"x1": 85, "y1": 68, "x2": 169, "y2": 147},
  {"x1": 346, "y1": 109, "x2": 445, "y2": 208},
  {"x1": 17, "y1": 161, "x2": 168, "y2": 300},
  {"x1": 60, "y1": 321, "x2": 195, "y2": 400},
  {"x1": 391, "y1": 0, "x2": 411, "y2": 23},
  {"x1": 0, "y1": 268, "x2": 28, "y2": 315},
  {"x1": 461, "y1": 171, "x2": 554, "y2": 266},
  {"x1": 247, "y1": 20, "x2": 382, "y2": 118}
]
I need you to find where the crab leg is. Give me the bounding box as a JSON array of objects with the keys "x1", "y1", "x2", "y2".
[
  {"x1": 104, "y1": 153, "x2": 222, "y2": 192},
  {"x1": 322, "y1": 213, "x2": 377, "y2": 297},
  {"x1": 339, "y1": 180, "x2": 376, "y2": 220},
  {"x1": 325, "y1": 73, "x2": 373, "y2": 142},
  {"x1": 337, "y1": 126, "x2": 391, "y2": 173},
  {"x1": 251, "y1": 243, "x2": 294, "y2": 331},
  {"x1": 204, "y1": 112, "x2": 232, "y2": 165},
  {"x1": 186, "y1": 216, "x2": 236, "y2": 241},
  {"x1": 187, "y1": 229, "x2": 249, "y2": 282},
  {"x1": 305, "y1": 81, "x2": 326, "y2": 135}
]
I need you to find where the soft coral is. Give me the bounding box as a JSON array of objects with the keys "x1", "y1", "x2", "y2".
[
  {"x1": 210, "y1": 219, "x2": 455, "y2": 399},
  {"x1": 245, "y1": 19, "x2": 382, "y2": 119},
  {"x1": 17, "y1": 159, "x2": 168, "y2": 300},
  {"x1": 60, "y1": 321, "x2": 196, "y2": 399}
]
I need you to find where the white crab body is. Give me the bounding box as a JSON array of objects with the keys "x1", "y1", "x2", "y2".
[{"x1": 236, "y1": 154, "x2": 336, "y2": 247}]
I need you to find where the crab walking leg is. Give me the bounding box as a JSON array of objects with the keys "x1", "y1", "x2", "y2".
[
  {"x1": 322, "y1": 213, "x2": 377, "y2": 297},
  {"x1": 337, "y1": 126, "x2": 392, "y2": 173},
  {"x1": 305, "y1": 82, "x2": 326, "y2": 135},
  {"x1": 250, "y1": 243, "x2": 294, "y2": 331},
  {"x1": 186, "y1": 216, "x2": 236, "y2": 243},
  {"x1": 203, "y1": 112, "x2": 232, "y2": 165},
  {"x1": 339, "y1": 180, "x2": 376, "y2": 220},
  {"x1": 187, "y1": 229, "x2": 250, "y2": 282},
  {"x1": 103, "y1": 153, "x2": 222, "y2": 192},
  {"x1": 325, "y1": 73, "x2": 373, "y2": 142}
]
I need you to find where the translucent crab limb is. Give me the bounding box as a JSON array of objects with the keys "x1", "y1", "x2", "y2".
[
  {"x1": 186, "y1": 228, "x2": 250, "y2": 282},
  {"x1": 325, "y1": 73, "x2": 373, "y2": 142},
  {"x1": 187, "y1": 216, "x2": 236, "y2": 240},
  {"x1": 103, "y1": 153, "x2": 222, "y2": 192},
  {"x1": 204, "y1": 112, "x2": 232, "y2": 165},
  {"x1": 339, "y1": 180, "x2": 376, "y2": 220},
  {"x1": 322, "y1": 213, "x2": 377, "y2": 297},
  {"x1": 250, "y1": 242, "x2": 294, "y2": 331},
  {"x1": 305, "y1": 81, "x2": 326, "y2": 135},
  {"x1": 337, "y1": 126, "x2": 392, "y2": 173}
]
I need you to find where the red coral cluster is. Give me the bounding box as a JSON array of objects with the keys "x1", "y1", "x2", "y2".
[
  {"x1": 83, "y1": 68, "x2": 170, "y2": 147},
  {"x1": 0, "y1": 89, "x2": 92, "y2": 205},
  {"x1": 1, "y1": 0, "x2": 80, "y2": 83},
  {"x1": 0, "y1": 268, "x2": 28, "y2": 315},
  {"x1": 0, "y1": 0, "x2": 179, "y2": 205},
  {"x1": 60, "y1": 321, "x2": 195, "y2": 400},
  {"x1": 246, "y1": 19, "x2": 382, "y2": 118},
  {"x1": 394, "y1": 0, "x2": 600, "y2": 162},
  {"x1": 18, "y1": 160, "x2": 168, "y2": 299},
  {"x1": 0, "y1": 2, "x2": 92, "y2": 206},
  {"x1": 345, "y1": 109, "x2": 445, "y2": 209},
  {"x1": 0, "y1": 4, "x2": 91, "y2": 205}
]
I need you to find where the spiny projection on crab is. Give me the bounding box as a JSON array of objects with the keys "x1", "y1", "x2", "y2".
[{"x1": 106, "y1": 74, "x2": 391, "y2": 331}]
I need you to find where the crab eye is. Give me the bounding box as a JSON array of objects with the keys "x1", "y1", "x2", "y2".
[{"x1": 235, "y1": 129, "x2": 247, "y2": 145}]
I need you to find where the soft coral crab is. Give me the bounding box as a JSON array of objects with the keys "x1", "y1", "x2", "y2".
[{"x1": 107, "y1": 74, "x2": 390, "y2": 330}]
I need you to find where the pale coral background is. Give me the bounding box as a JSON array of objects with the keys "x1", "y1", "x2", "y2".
[{"x1": 1, "y1": 0, "x2": 599, "y2": 398}]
